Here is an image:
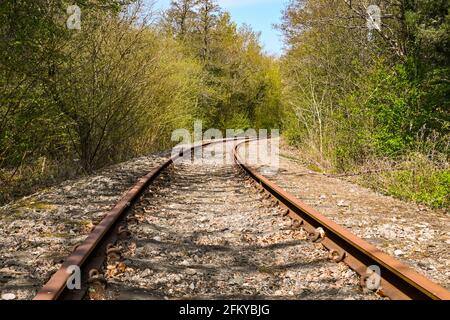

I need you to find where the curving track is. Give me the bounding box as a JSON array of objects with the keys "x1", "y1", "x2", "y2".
[{"x1": 33, "y1": 139, "x2": 450, "y2": 300}]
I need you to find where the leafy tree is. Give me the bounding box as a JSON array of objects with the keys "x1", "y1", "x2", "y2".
[
  {"x1": 0, "y1": 0, "x2": 281, "y2": 203},
  {"x1": 279, "y1": 0, "x2": 449, "y2": 207}
]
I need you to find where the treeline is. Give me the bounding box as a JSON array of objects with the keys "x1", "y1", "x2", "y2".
[
  {"x1": 279, "y1": 0, "x2": 449, "y2": 208},
  {"x1": 163, "y1": 0, "x2": 282, "y2": 130},
  {"x1": 0, "y1": 0, "x2": 281, "y2": 203},
  {"x1": 2, "y1": 0, "x2": 448, "y2": 208}
]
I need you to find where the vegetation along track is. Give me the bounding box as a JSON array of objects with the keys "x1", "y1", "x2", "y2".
[{"x1": 34, "y1": 139, "x2": 450, "y2": 300}]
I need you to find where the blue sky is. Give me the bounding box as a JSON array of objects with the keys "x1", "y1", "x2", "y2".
[{"x1": 151, "y1": 0, "x2": 286, "y2": 55}]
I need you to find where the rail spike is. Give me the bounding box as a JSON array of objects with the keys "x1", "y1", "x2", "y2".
[
  {"x1": 118, "y1": 226, "x2": 131, "y2": 239},
  {"x1": 31, "y1": 139, "x2": 450, "y2": 301},
  {"x1": 329, "y1": 249, "x2": 346, "y2": 263},
  {"x1": 88, "y1": 269, "x2": 106, "y2": 285},
  {"x1": 233, "y1": 139, "x2": 450, "y2": 300},
  {"x1": 291, "y1": 219, "x2": 303, "y2": 229},
  {"x1": 33, "y1": 140, "x2": 222, "y2": 301}
]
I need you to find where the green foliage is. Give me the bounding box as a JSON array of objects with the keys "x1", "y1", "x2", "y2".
[
  {"x1": 224, "y1": 113, "x2": 251, "y2": 130},
  {"x1": 365, "y1": 64, "x2": 421, "y2": 156},
  {"x1": 0, "y1": 0, "x2": 281, "y2": 204},
  {"x1": 387, "y1": 169, "x2": 450, "y2": 209},
  {"x1": 358, "y1": 153, "x2": 450, "y2": 209},
  {"x1": 164, "y1": 2, "x2": 282, "y2": 131},
  {"x1": 280, "y1": 0, "x2": 450, "y2": 208}
]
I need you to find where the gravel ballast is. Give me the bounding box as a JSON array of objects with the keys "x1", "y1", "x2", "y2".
[{"x1": 97, "y1": 142, "x2": 378, "y2": 300}]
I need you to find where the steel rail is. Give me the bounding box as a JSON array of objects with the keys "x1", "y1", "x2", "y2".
[
  {"x1": 33, "y1": 138, "x2": 449, "y2": 301},
  {"x1": 33, "y1": 140, "x2": 227, "y2": 300},
  {"x1": 233, "y1": 140, "x2": 450, "y2": 300}
]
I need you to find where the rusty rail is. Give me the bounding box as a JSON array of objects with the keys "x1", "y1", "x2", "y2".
[
  {"x1": 33, "y1": 138, "x2": 449, "y2": 300},
  {"x1": 33, "y1": 141, "x2": 220, "y2": 300},
  {"x1": 233, "y1": 140, "x2": 450, "y2": 300}
]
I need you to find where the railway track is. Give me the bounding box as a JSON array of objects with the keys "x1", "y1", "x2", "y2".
[{"x1": 33, "y1": 139, "x2": 450, "y2": 300}]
